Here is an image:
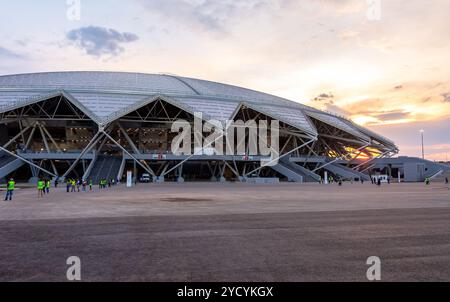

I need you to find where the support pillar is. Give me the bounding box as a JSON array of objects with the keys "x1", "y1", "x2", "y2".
[
  {"x1": 177, "y1": 164, "x2": 184, "y2": 183},
  {"x1": 133, "y1": 160, "x2": 137, "y2": 184},
  {"x1": 219, "y1": 162, "x2": 226, "y2": 183}
]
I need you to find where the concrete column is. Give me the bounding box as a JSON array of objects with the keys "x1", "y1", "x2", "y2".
[{"x1": 177, "y1": 164, "x2": 184, "y2": 183}]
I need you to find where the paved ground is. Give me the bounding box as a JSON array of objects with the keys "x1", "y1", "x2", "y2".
[{"x1": 0, "y1": 182, "x2": 449, "y2": 281}]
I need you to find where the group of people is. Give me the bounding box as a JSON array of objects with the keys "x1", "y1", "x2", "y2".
[
  {"x1": 3, "y1": 176, "x2": 109, "y2": 201},
  {"x1": 37, "y1": 178, "x2": 52, "y2": 198},
  {"x1": 98, "y1": 178, "x2": 118, "y2": 189},
  {"x1": 3, "y1": 172, "x2": 449, "y2": 202},
  {"x1": 65, "y1": 177, "x2": 119, "y2": 192},
  {"x1": 319, "y1": 176, "x2": 363, "y2": 186},
  {"x1": 318, "y1": 175, "x2": 337, "y2": 184},
  {"x1": 370, "y1": 176, "x2": 389, "y2": 186},
  {"x1": 320, "y1": 175, "x2": 398, "y2": 186},
  {"x1": 66, "y1": 178, "x2": 93, "y2": 192},
  {"x1": 3, "y1": 177, "x2": 51, "y2": 201}
]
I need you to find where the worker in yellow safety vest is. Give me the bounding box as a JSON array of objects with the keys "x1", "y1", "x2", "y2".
[
  {"x1": 45, "y1": 179, "x2": 51, "y2": 194},
  {"x1": 71, "y1": 179, "x2": 76, "y2": 192},
  {"x1": 4, "y1": 178, "x2": 15, "y2": 201},
  {"x1": 37, "y1": 179, "x2": 45, "y2": 198}
]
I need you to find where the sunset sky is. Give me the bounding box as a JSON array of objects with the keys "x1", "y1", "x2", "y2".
[{"x1": 1, "y1": 0, "x2": 449, "y2": 160}]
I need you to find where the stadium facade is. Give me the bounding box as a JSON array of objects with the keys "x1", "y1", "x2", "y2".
[{"x1": 0, "y1": 71, "x2": 447, "y2": 184}]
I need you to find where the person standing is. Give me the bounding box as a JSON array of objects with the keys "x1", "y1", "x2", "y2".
[
  {"x1": 445, "y1": 177, "x2": 449, "y2": 185},
  {"x1": 89, "y1": 178, "x2": 93, "y2": 191},
  {"x1": 45, "y1": 179, "x2": 51, "y2": 194},
  {"x1": 37, "y1": 179, "x2": 45, "y2": 198},
  {"x1": 42, "y1": 179, "x2": 46, "y2": 195},
  {"x1": 4, "y1": 178, "x2": 15, "y2": 201},
  {"x1": 71, "y1": 179, "x2": 76, "y2": 192}
]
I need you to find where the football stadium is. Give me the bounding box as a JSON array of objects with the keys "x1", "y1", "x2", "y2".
[{"x1": 0, "y1": 71, "x2": 447, "y2": 184}]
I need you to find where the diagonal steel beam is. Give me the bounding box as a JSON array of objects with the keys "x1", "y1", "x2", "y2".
[
  {"x1": 2, "y1": 123, "x2": 33, "y2": 150},
  {"x1": 161, "y1": 129, "x2": 226, "y2": 178},
  {"x1": 244, "y1": 137, "x2": 317, "y2": 177},
  {"x1": 40, "y1": 124, "x2": 63, "y2": 152},
  {"x1": 159, "y1": 162, "x2": 169, "y2": 177},
  {"x1": 100, "y1": 130, "x2": 156, "y2": 177},
  {"x1": 18, "y1": 120, "x2": 26, "y2": 145},
  {"x1": 40, "y1": 122, "x2": 78, "y2": 174},
  {"x1": 312, "y1": 143, "x2": 370, "y2": 173},
  {"x1": 118, "y1": 123, "x2": 141, "y2": 155},
  {"x1": 224, "y1": 160, "x2": 242, "y2": 181},
  {"x1": 38, "y1": 123, "x2": 58, "y2": 175},
  {"x1": 24, "y1": 124, "x2": 37, "y2": 149},
  {"x1": 0, "y1": 146, "x2": 57, "y2": 178},
  {"x1": 61, "y1": 131, "x2": 103, "y2": 179},
  {"x1": 354, "y1": 149, "x2": 396, "y2": 172}
]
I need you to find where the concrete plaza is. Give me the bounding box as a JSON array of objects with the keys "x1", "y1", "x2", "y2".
[{"x1": 0, "y1": 182, "x2": 449, "y2": 281}]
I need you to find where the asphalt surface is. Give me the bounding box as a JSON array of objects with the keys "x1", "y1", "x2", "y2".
[
  {"x1": 1, "y1": 207, "x2": 449, "y2": 281},
  {"x1": 2, "y1": 182, "x2": 450, "y2": 221}
]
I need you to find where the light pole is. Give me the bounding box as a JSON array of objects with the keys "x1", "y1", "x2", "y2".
[{"x1": 420, "y1": 130, "x2": 425, "y2": 159}]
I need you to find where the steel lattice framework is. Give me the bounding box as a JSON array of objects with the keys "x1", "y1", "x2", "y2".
[{"x1": 0, "y1": 72, "x2": 398, "y2": 183}]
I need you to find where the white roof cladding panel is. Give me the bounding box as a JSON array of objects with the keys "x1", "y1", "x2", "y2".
[
  {"x1": 0, "y1": 91, "x2": 52, "y2": 105},
  {"x1": 0, "y1": 72, "x2": 319, "y2": 113},
  {"x1": 0, "y1": 72, "x2": 194, "y2": 95},
  {"x1": 69, "y1": 92, "x2": 151, "y2": 119},
  {"x1": 173, "y1": 97, "x2": 240, "y2": 122},
  {"x1": 0, "y1": 91, "x2": 57, "y2": 113},
  {"x1": 176, "y1": 76, "x2": 317, "y2": 110},
  {"x1": 305, "y1": 111, "x2": 370, "y2": 141},
  {"x1": 0, "y1": 91, "x2": 101, "y2": 124},
  {"x1": 147, "y1": 96, "x2": 318, "y2": 136},
  {"x1": 247, "y1": 103, "x2": 317, "y2": 136}
]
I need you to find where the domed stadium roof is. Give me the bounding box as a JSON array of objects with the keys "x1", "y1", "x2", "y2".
[{"x1": 0, "y1": 71, "x2": 396, "y2": 147}]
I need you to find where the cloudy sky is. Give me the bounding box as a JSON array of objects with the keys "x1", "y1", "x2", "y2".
[{"x1": 1, "y1": 0, "x2": 449, "y2": 160}]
